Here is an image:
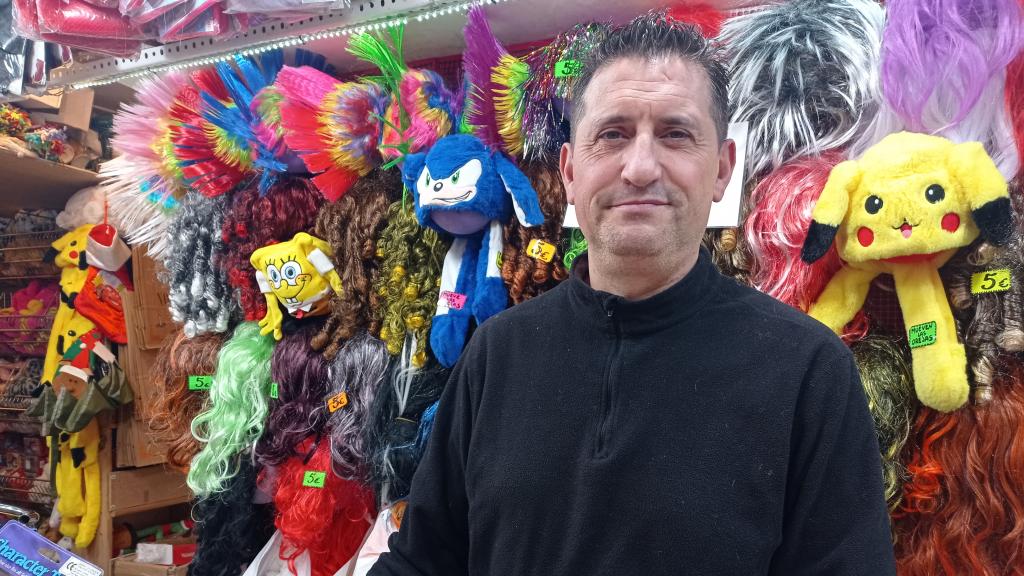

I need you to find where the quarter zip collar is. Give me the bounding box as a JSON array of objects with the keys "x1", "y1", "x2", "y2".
[{"x1": 567, "y1": 247, "x2": 719, "y2": 337}]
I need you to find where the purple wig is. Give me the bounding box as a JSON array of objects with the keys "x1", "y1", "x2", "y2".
[
  {"x1": 881, "y1": 0, "x2": 1024, "y2": 131},
  {"x1": 255, "y1": 321, "x2": 330, "y2": 467}
]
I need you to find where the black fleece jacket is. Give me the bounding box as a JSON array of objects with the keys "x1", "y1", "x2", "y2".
[{"x1": 370, "y1": 248, "x2": 896, "y2": 576}]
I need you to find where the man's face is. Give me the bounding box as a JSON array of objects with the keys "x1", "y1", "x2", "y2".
[{"x1": 560, "y1": 56, "x2": 735, "y2": 261}]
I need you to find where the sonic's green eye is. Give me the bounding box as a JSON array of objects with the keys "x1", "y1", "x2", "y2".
[
  {"x1": 425, "y1": 174, "x2": 430, "y2": 186},
  {"x1": 452, "y1": 170, "x2": 460, "y2": 185}
]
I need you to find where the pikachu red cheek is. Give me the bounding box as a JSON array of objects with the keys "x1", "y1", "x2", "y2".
[
  {"x1": 941, "y1": 213, "x2": 960, "y2": 233},
  {"x1": 857, "y1": 226, "x2": 874, "y2": 247}
]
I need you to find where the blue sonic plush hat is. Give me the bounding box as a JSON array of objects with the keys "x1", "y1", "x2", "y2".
[
  {"x1": 403, "y1": 134, "x2": 542, "y2": 235},
  {"x1": 400, "y1": 135, "x2": 543, "y2": 368},
  {"x1": 398, "y1": 8, "x2": 545, "y2": 368}
]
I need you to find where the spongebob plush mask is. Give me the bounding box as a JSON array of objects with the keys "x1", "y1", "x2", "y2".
[
  {"x1": 250, "y1": 232, "x2": 343, "y2": 340},
  {"x1": 801, "y1": 131, "x2": 1013, "y2": 412}
]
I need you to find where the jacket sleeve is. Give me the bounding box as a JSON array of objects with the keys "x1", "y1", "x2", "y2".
[
  {"x1": 768, "y1": 345, "x2": 897, "y2": 576},
  {"x1": 368, "y1": 350, "x2": 477, "y2": 576}
]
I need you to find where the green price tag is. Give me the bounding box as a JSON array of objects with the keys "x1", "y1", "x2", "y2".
[
  {"x1": 908, "y1": 321, "x2": 937, "y2": 349},
  {"x1": 971, "y1": 269, "x2": 1012, "y2": 294},
  {"x1": 554, "y1": 59, "x2": 582, "y2": 78},
  {"x1": 270, "y1": 382, "x2": 279, "y2": 399},
  {"x1": 188, "y1": 375, "x2": 213, "y2": 391},
  {"x1": 302, "y1": 471, "x2": 326, "y2": 488}
]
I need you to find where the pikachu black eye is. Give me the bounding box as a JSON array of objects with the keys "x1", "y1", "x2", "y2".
[
  {"x1": 865, "y1": 195, "x2": 883, "y2": 215},
  {"x1": 925, "y1": 184, "x2": 945, "y2": 204}
]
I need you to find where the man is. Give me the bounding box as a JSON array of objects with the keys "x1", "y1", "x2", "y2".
[{"x1": 370, "y1": 13, "x2": 896, "y2": 576}]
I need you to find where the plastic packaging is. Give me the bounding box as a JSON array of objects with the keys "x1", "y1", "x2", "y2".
[
  {"x1": 40, "y1": 33, "x2": 142, "y2": 57},
  {"x1": 223, "y1": 0, "x2": 341, "y2": 16},
  {"x1": 10, "y1": 0, "x2": 40, "y2": 40},
  {"x1": 80, "y1": 0, "x2": 120, "y2": 8},
  {"x1": 1, "y1": 0, "x2": 27, "y2": 95},
  {"x1": 23, "y1": 39, "x2": 46, "y2": 90},
  {"x1": 122, "y1": 0, "x2": 186, "y2": 26},
  {"x1": 152, "y1": 0, "x2": 221, "y2": 42},
  {"x1": 37, "y1": 0, "x2": 149, "y2": 39}
]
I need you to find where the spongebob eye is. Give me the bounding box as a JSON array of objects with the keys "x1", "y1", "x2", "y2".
[
  {"x1": 925, "y1": 184, "x2": 945, "y2": 204},
  {"x1": 865, "y1": 195, "x2": 883, "y2": 215},
  {"x1": 266, "y1": 264, "x2": 281, "y2": 284},
  {"x1": 451, "y1": 170, "x2": 460, "y2": 185},
  {"x1": 281, "y1": 261, "x2": 302, "y2": 280}
]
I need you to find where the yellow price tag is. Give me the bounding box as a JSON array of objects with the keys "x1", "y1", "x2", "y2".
[
  {"x1": 326, "y1": 391, "x2": 349, "y2": 413},
  {"x1": 971, "y1": 269, "x2": 1012, "y2": 294},
  {"x1": 526, "y1": 239, "x2": 556, "y2": 263}
]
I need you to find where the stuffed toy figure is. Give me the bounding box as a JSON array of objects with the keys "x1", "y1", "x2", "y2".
[
  {"x1": 402, "y1": 134, "x2": 544, "y2": 367},
  {"x1": 250, "y1": 232, "x2": 343, "y2": 340},
  {"x1": 42, "y1": 225, "x2": 97, "y2": 385},
  {"x1": 802, "y1": 131, "x2": 1013, "y2": 412}
]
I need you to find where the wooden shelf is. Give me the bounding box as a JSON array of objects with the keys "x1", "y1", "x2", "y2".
[{"x1": 0, "y1": 147, "x2": 99, "y2": 216}]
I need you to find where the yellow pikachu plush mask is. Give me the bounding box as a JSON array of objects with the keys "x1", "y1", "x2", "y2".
[
  {"x1": 250, "y1": 232, "x2": 343, "y2": 340},
  {"x1": 801, "y1": 132, "x2": 1013, "y2": 412}
]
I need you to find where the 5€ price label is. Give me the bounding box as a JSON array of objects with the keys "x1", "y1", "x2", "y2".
[
  {"x1": 554, "y1": 59, "x2": 582, "y2": 77},
  {"x1": 971, "y1": 269, "x2": 1012, "y2": 294},
  {"x1": 302, "y1": 471, "x2": 326, "y2": 488},
  {"x1": 188, "y1": 375, "x2": 213, "y2": 391},
  {"x1": 908, "y1": 321, "x2": 937, "y2": 349},
  {"x1": 527, "y1": 239, "x2": 556, "y2": 263},
  {"x1": 326, "y1": 391, "x2": 349, "y2": 413}
]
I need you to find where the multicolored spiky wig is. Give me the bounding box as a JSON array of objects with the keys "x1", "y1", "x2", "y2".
[
  {"x1": 513, "y1": 22, "x2": 610, "y2": 162},
  {"x1": 347, "y1": 23, "x2": 462, "y2": 162},
  {"x1": 101, "y1": 71, "x2": 189, "y2": 261},
  {"x1": 275, "y1": 64, "x2": 389, "y2": 201},
  {"x1": 200, "y1": 50, "x2": 336, "y2": 196},
  {"x1": 169, "y1": 69, "x2": 251, "y2": 197}
]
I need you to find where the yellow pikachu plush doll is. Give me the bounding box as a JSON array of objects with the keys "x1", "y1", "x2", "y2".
[
  {"x1": 250, "y1": 232, "x2": 343, "y2": 340},
  {"x1": 801, "y1": 132, "x2": 1013, "y2": 412}
]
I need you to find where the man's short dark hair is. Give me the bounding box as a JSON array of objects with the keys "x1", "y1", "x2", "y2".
[{"x1": 569, "y1": 12, "x2": 730, "y2": 143}]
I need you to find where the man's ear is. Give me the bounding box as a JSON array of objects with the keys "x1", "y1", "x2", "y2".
[
  {"x1": 559, "y1": 142, "x2": 575, "y2": 205},
  {"x1": 713, "y1": 139, "x2": 736, "y2": 203}
]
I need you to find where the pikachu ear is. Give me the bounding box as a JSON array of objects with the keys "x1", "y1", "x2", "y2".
[
  {"x1": 801, "y1": 160, "x2": 861, "y2": 263},
  {"x1": 948, "y1": 141, "x2": 1013, "y2": 246}
]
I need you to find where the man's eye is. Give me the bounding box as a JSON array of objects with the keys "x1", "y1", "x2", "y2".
[
  {"x1": 665, "y1": 130, "x2": 690, "y2": 139},
  {"x1": 599, "y1": 130, "x2": 624, "y2": 140}
]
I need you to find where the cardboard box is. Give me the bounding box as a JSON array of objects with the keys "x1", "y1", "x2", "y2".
[
  {"x1": 115, "y1": 407, "x2": 169, "y2": 468},
  {"x1": 129, "y1": 247, "x2": 174, "y2": 350},
  {"x1": 112, "y1": 554, "x2": 189, "y2": 576},
  {"x1": 107, "y1": 465, "x2": 190, "y2": 516},
  {"x1": 136, "y1": 537, "x2": 196, "y2": 566}
]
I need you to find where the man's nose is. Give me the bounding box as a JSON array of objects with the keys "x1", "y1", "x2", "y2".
[{"x1": 621, "y1": 133, "x2": 661, "y2": 189}]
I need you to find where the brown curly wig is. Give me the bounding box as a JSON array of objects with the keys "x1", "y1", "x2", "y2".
[
  {"x1": 311, "y1": 169, "x2": 402, "y2": 359},
  {"x1": 146, "y1": 330, "x2": 226, "y2": 472},
  {"x1": 500, "y1": 159, "x2": 569, "y2": 304}
]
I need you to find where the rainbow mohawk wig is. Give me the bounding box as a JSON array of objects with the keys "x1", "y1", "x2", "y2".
[
  {"x1": 276, "y1": 64, "x2": 388, "y2": 201},
  {"x1": 169, "y1": 70, "x2": 250, "y2": 198},
  {"x1": 347, "y1": 23, "x2": 461, "y2": 161},
  {"x1": 101, "y1": 71, "x2": 189, "y2": 260},
  {"x1": 461, "y1": 5, "x2": 525, "y2": 156}
]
